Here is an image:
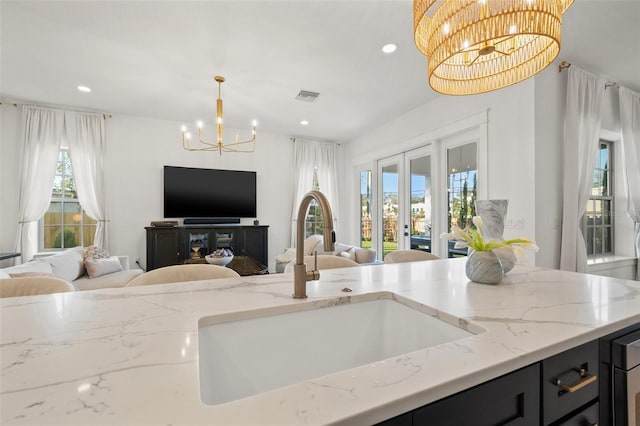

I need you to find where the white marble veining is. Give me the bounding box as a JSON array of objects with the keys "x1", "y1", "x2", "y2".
[{"x1": 2, "y1": 258, "x2": 640, "y2": 425}]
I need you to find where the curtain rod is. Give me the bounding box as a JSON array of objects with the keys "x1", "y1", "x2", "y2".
[
  {"x1": 290, "y1": 137, "x2": 340, "y2": 146},
  {"x1": 558, "y1": 60, "x2": 618, "y2": 90},
  {"x1": 0, "y1": 100, "x2": 112, "y2": 119}
]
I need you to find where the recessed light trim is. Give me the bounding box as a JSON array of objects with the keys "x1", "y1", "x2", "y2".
[
  {"x1": 77, "y1": 85, "x2": 92, "y2": 93},
  {"x1": 382, "y1": 43, "x2": 397, "y2": 54}
]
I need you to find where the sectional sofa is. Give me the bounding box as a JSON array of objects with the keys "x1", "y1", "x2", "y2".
[{"x1": 0, "y1": 246, "x2": 142, "y2": 291}]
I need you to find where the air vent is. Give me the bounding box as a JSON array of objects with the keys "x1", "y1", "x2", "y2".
[{"x1": 295, "y1": 90, "x2": 320, "y2": 102}]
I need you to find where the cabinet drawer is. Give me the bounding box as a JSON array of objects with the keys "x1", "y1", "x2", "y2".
[
  {"x1": 542, "y1": 340, "x2": 599, "y2": 425},
  {"x1": 558, "y1": 401, "x2": 599, "y2": 426},
  {"x1": 411, "y1": 363, "x2": 540, "y2": 426}
]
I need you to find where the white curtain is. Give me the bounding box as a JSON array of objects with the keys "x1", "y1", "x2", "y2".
[
  {"x1": 14, "y1": 106, "x2": 64, "y2": 262},
  {"x1": 290, "y1": 140, "x2": 340, "y2": 247},
  {"x1": 560, "y1": 67, "x2": 605, "y2": 273},
  {"x1": 619, "y1": 87, "x2": 640, "y2": 280},
  {"x1": 316, "y1": 142, "x2": 340, "y2": 233},
  {"x1": 65, "y1": 111, "x2": 107, "y2": 248}
]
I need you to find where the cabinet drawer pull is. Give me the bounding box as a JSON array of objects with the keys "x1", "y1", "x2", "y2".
[{"x1": 556, "y1": 368, "x2": 597, "y2": 393}]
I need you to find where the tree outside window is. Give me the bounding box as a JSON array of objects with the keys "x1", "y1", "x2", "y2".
[{"x1": 41, "y1": 149, "x2": 96, "y2": 250}]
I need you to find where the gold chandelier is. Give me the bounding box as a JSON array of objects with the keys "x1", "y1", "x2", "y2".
[
  {"x1": 413, "y1": 0, "x2": 574, "y2": 95},
  {"x1": 181, "y1": 76, "x2": 256, "y2": 155}
]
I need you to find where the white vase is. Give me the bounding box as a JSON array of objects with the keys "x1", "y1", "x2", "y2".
[
  {"x1": 474, "y1": 199, "x2": 508, "y2": 241},
  {"x1": 465, "y1": 250, "x2": 504, "y2": 284}
]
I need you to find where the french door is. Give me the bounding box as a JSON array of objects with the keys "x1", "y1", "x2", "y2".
[
  {"x1": 359, "y1": 114, "x2": 487, "y2": 261},
  {"x1": 376, "y1": 147, "x2": 432, "y2": 260}
]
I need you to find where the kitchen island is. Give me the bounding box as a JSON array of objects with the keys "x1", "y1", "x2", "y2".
[{"x1": 2, "y1": 258, "x2": 639, "y2": 425}]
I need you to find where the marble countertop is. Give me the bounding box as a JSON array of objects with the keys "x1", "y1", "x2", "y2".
[{"x1": 2, "y1": 258, "x2": 640, "y2": 425}]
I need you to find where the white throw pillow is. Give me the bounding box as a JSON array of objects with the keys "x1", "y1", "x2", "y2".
[
  {"x1": 47, "y1": 246, "x2": 85, "y2": 282},
  {"x1": 339, "y1": 247, "x2": 356, "y2": 261},
  {"x1": 84, "y1": 256, "x2": 124, "y2": 279}
]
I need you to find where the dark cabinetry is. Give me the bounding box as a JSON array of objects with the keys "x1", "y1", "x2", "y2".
[
  {"x1": 377, "y1": 340, "x2": 600, "y2": 426},
  {"x1": 379, "y1": 364, "x2": 540, "y2": 426},
  {"x1": 145, "y1": 225, "x2": 268, "y2": 272},
  {"x1": 146, "y1": 228, "x2": 181, "y2": 269},
  {"x1": 541, "y1": 340, "x2": 599, "y2": 425},
  {"x1": 413, "y1": 363, "x2": 540, "y2": 426}
]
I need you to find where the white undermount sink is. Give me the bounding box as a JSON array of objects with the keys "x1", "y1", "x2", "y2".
[{"x1": 198, "y1": 292, "x2": 480, "y2": 405}]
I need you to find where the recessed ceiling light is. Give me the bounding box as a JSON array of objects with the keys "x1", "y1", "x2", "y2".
[
  {"x1": 77, "y1": 85, "x2": 91, "y2": 93},
  {"x1": 382, "y1": 43, "x2": 397, "y2": 54},
  {"x1": 300, "y1": 120, "x2": 309, "y2": 126}
]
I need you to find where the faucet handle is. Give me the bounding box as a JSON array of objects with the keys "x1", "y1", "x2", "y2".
[
  {"x1": 303, "y1": 251, "x2": 320, "y2": 282},
  {"x1": 305, "y1": 252, "x2": 320, "y2": 282}
]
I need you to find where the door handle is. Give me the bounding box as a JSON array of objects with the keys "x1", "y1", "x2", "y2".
[{"x1": 556, "y1": 368, "x2": 597, "y2": 393}]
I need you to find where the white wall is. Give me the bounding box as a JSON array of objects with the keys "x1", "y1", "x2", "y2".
[
  {"x1": 0, "y1": 107, "x2": 296, "y2": 272},
  {"x1": 342, "y1": 79, "x2": 537, "y2": 263}
]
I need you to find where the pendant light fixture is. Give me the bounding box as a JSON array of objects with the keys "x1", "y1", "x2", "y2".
[{"x1": 413, "y1": 0, "x2": 574, "y2": 95}]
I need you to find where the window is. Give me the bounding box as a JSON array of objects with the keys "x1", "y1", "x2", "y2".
[
  {"x1": 40, "y1": 149, "x2": 96, "y2": 250},
  {"x1": 305, "y1": 167, "x2": 323, "y2": 238},
  {"x1": 584, "y1": 141, "x2": 613, "y2": 256}
]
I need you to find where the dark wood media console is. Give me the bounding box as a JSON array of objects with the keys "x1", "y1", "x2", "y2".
[{"x1": 145, "y1": 225, "x2": 268, "y2": 275}]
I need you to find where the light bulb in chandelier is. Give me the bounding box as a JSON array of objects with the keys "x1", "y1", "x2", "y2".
[{"x1": 181, "y1": 75, "x2": 257, "y2": 155}]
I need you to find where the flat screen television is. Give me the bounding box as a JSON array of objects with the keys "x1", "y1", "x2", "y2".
[{"x1": 163, "y1": 166, "x2": 257, "y2": 219}]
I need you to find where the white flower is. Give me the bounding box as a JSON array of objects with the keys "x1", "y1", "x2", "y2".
[
  {"x1": 454, "y1": 241, "x2": 469, "y2": 249},
  {"x1": 472, "y1": 216, "x2": 484, "y2": 229},
  {"x1": 440, "y1": 232, "x2": 454, "y2": 240},
  {"x1": 518, "y1": 242, "x2": 539, "y2": 252},
  {"x1": 450, "y1": 225, "x2": 468, "y2": 240}
]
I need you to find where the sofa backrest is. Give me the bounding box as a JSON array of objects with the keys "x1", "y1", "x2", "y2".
[{"x1": 1, "y1": 247, "x2": 85, "y2": 282}]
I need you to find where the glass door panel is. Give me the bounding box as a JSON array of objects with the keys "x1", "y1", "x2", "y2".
[
  {"x1": 360, "y1": 170, "x2": 372, "y2": 249},
  {"x1": 382, "y1": 164, "x2": 399, "y2": 259},
  {"x1": 409, "y1": 154, "x2": 432, "y2": 252},
  {"x1": 378, "y1": 155, "x2": 404, "y2": 260},
  {"x1": 446, "y1": 142, "x2": 477, "y2": 257}
]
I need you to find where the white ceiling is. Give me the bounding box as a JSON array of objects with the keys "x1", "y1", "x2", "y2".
[{"x1": 1, "y1": 0, "x2": 639, "y2": 143}]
